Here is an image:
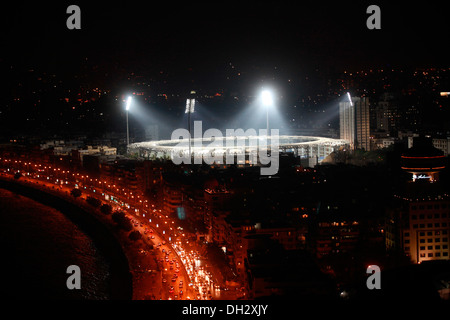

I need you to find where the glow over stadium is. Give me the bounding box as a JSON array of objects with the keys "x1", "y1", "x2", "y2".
[
  {"x1": 128, "y1": 134, "x2": 349, "y2": 165},
  {"x1": 125, "y1": 91, "x2": 349, "y2": 167}
]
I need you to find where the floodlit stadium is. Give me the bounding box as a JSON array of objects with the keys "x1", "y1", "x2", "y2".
[{"x1": 128, "y1": 135, "x2": 349, "y2": 165}]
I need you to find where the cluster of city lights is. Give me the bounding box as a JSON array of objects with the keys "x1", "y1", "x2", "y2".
[
  {"x1": 0, "y1": 156, "x2": 217, "y2": 300},
  {"x1": 172, "y1": 241, "x2": 219, "y2": 300}
]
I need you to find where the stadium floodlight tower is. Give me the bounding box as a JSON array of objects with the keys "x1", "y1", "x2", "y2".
[
  {"x1": 125, "y1": 96, "x2": 133, "y2": 147},
  {"x1": 185, "y1": 96, "x2": 196, "y2": 158},
  {"x1": 261, "y1": 90, "x2": 274, "y2": 135}
]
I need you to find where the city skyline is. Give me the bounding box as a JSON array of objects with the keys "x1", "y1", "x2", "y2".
[
  {"x1": 2, "y1": 65, "x2": 449, "y2": 142},
  {"x1": 3, "y1": 2, "x2": 450, "y2": 141}
]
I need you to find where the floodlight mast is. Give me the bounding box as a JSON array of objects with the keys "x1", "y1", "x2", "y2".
[
  {"x1": 126, "y1": 96, "x2": 132, "y2": 111},
  {"x1": 126, "y1": 96, "x2": 133, "y2": 147},
  {"x1": 261, "y1": 90, "x2": 273, "y2": 134},
  {"x1": 186, "y1": 98, "x2": 195, "y2": 158}
]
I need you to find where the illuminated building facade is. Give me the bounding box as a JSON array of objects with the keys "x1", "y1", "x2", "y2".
[
  {"x1": 339, "y1": 97, "x2": 370, "y2": 151},
  {"x1": 386, "y1": 136, "x2": 450, "y2": 264},
  {"x1": 339, "y1": 100, "x2": 355, "y2": 148},
  {"x1": 309, "y1": 219, "x2": 360, "y2": 258},
  {"x1": 400, "y1": 137, "x2": 446, "y2": 182},
  {"x1": 386, "y1": 198, "x2": 450, "y2": 264}
]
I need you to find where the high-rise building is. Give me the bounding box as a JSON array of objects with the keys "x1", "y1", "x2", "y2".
[
  {"x1": 355, "y1": 97, "x2": 370, "y2": 151},
  {"x1": 339, "y1": 96, "x2": 370, "y2": 150},
  {"x1": 375, "y1": 93, "x2": 400, "y2": 136},
  {"x1": 386, "y1": 137, "x2": 450, "y2": 264},
  {"x1": 339, "y1": 100, "x2": 355, "y2": 149},
  {"x1": 386, "y1": 199, "x2": 450, "y2": 264}
]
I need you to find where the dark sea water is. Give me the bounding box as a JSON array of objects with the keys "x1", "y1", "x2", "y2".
[{"x1": 0, "y1": 188, "x2": 113, "y2": 299}]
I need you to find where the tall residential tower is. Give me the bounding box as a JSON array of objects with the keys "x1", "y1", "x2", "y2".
[{"x1": 339, "y1": 96, "x2": 370, "y2": 151}]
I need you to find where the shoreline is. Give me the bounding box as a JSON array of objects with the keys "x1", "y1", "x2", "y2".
[{"x1": 0, "y1": 178, "x2": 133, "y2": 300}]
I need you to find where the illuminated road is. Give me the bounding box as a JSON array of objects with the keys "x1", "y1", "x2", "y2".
[{"x1": 0, "y1": 158, "x2": 233, "y2": 300}]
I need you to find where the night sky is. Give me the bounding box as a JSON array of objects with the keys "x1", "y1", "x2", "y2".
[{"x1": 3, "y1": 1, "x2": 449, "y2": 79}]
